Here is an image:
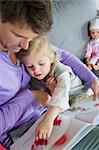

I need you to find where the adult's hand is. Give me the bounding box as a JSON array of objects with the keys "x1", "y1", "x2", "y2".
[{"x1": 91, "y1": 80, "x2": 99, "y2": 100}]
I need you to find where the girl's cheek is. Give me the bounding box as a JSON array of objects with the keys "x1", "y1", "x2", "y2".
[{"x1": 26, "y1": 68, "x2": 33, "y2": 76}]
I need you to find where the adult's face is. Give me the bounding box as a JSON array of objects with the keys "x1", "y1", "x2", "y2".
[{"x1": 0, "y1": 22, "x2": 38, "y2": 53}]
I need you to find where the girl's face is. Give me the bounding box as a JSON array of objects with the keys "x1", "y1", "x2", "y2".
[
  {"x1": 90, "y1": 29, "x2": 99, "y2": 39},
  {"x1": 22, "y1": 52, "x2": 51, "y2": 80}
]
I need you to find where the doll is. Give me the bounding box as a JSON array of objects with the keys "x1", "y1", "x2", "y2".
[{"x1": 85, "y1": 18, "x2": 99, "y2": 71}]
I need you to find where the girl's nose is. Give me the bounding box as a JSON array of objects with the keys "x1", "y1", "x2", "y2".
[{"x1": 32, "y1": 65, "x2": 40, "y2": 72}]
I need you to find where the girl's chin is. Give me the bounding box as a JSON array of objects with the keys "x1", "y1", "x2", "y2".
[
  {"x1": 35, "y1": 76, "x2": 45, "y2": 80},
  {"x1": 36, "y1": 77, "x2": 44, "y2": 80}
]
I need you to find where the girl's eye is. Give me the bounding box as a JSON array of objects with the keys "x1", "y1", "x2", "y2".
[
  {"x1": 25, "y1": 65, "x2": 33, "y2": 68},
  {"x1": 27, "y1": 66, "x2": 32, "y2": 68},
  {"x1": 39, "y1": 63, "x2": 44, "y2": 66}
]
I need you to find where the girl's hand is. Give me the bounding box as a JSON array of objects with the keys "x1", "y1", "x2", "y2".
[
  {"x1": 35, "y1": 118, "x2": 53, "y2": 140},
  {"x1": 35, "y1": 106, "x2": 61, "y2": 140},
  {"x1": 45, "y1": 77, "x2": 57, "y2": 95}
]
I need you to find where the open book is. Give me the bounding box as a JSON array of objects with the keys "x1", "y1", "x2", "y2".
[{"x1": 10, "y1": 94, "x2": 99, "y2": 150}]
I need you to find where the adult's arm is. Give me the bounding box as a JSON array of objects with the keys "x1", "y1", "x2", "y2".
[
  {"x1": 53, "y1": 46, "x2": 98, "y2": 88},
  {"x1": 0, "y1": 89, "x2": 46, "y2": 137}
]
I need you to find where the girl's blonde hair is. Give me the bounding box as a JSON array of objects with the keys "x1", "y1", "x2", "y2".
[{"x1": 17, "y1": 35, "x2": 59, "y2": 76}]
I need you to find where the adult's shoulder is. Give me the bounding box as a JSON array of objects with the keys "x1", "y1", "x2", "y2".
[{"x1": 51, "y1": 45, "x2": 70, "y2": 57}]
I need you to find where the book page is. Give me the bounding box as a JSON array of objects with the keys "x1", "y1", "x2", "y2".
[
  {"x1": 63, "y1": 95, "x2": 99, "y2": 124},
  {"x1": 10, "y1": 112, "x2": 94, "y2": 150},
  {"x1": 75, "y1": 109, "x2": 99, "y2": 124},
  {"x1": 51, "y1": 119, "x2": 94, "y2": 150},
  {"x1": 10, "y1": 114, "x2": 71, "y2": 150}
]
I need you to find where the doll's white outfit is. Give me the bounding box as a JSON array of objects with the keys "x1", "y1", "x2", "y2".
[{"x1": 85, "y1": 38, "x2": 99, "y2": 66}]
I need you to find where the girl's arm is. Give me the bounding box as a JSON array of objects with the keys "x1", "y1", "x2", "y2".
[
  {"x1": 35, "y1": 65, "x2": 71, "y2": 140},
  {"x1": 35, "y1": 106, "x2": 61, "y2": 140}
]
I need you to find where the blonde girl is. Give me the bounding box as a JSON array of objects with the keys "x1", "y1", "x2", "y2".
[{"x1": 17, "y1": 35, "x2": 82, "y2": 140}]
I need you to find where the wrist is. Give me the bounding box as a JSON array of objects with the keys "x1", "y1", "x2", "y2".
[
  {"x1": 42, "y1": 116, "x2": 54, "y2": 124},
  {"x1": 43, "y1": 106, "x2": 61, "y2": 122}
]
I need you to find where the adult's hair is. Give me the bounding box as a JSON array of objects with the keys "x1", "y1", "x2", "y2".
[{"x1": 0, "y1": 0, "x2": 53, "y2": 34}]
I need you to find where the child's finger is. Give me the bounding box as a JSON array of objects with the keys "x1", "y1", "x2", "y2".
[
  {"x1": 46, "y1": 130, "x2": 51, "y2": 138},
  {"x1": 38, "y1": 130, "x2": 43, "y2": 139},
  {"x1": 46, "y1": 77, "x2": 57, "y2": 92},
  {"x1": 46, "y1": 77, "x2": 55, "y2": 86},
  {"x1": 35, "y1": 129, "x2": 39, "y2": 140},
  {"x1": 42, "y1": 132, "x2": 47, "y2": 140}
]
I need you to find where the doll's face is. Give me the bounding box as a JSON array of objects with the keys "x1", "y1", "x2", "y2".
[{"x1": 90, "y1": 29, "x2": 99, "y2": 39}]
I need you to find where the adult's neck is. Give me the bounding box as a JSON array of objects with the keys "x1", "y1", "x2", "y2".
[
  {"x1": 9, "y1": 52, "x2": 17, "y2": 64},
  {"x1": 0, "y1": 41, "x2": 16, "y2": 64}
]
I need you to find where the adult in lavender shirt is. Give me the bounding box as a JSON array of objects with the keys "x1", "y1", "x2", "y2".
[{"x1": 0, "y1": 1, "x2": 98, "y2": 148}]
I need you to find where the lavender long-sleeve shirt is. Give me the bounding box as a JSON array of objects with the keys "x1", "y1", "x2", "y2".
[
  {"x1": 0, "y1": 51, "x2": 45, "y2": 137},
  {"x1": 0, "y1": 47, "x2": 97, "y2": 139}
]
